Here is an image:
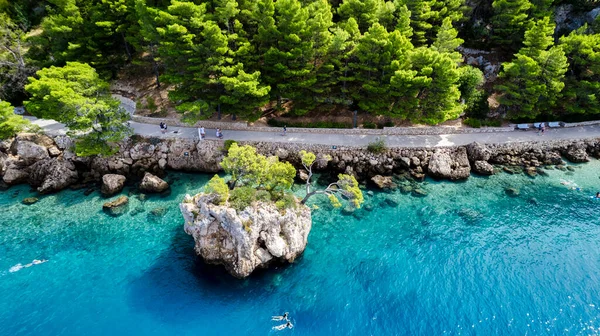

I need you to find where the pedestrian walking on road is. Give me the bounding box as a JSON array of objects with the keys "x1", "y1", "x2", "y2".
[
  {"x1": 216, "y1": 128, "x2": 223, "y2": 139},
  {"x1": 282, "y1": 125, "x2": 287, "y2": 136},
  {"x1": 199, "y1": 126, "x2": 205, "y2": 139}
]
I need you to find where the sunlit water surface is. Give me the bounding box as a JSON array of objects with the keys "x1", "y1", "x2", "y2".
[{"x1": 1, "y1": 161, "x2": 600, "y2": 335}]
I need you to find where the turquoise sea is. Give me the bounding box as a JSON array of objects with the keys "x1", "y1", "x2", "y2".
[{"x1": 1, "y1": 161, "x2": 600, "y2": 335}]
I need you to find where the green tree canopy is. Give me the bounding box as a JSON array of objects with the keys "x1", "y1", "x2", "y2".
[
  {"x1": 24, "y1": 62, "x2": 132, "y2": 156},
  {"x1": 0, "y1": 99, "x2": 30, "y2": 139}
]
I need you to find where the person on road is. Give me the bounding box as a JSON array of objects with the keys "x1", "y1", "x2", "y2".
[
  {"x1": 282, "y1": 125, "x2": 287, "y2": 136},
  {"x1": 198, "y1": 126, "x2": 205, "y2": 139},
  {"x1": 216, "y1": 128, "x2": 223, "y2": 139}
]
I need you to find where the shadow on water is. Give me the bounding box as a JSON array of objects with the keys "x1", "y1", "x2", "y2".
[{"x1": 126, "y1": 225, "x2": 297, "y2": 325}]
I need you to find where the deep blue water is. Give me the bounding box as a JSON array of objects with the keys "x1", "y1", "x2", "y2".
[{"x1": 1, "y1": 161, "x2": 600, "y2": 335}]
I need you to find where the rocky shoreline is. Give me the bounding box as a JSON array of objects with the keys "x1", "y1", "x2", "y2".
[{"x1": 1, "y1": 133, "x2": 599, "y2": 194}]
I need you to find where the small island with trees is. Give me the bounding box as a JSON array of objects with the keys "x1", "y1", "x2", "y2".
[{"x1": 180, "y1": 143, "x2": 363, "y2": 278}]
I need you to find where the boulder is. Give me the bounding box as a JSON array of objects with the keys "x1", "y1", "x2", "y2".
[
  {"x1": 27, "y1": 158, "x2": 79, "y2": 193},
  {"x1": 564, "y1": 142, "x2": 589, "y2": 163},
  {"x1": 473, "y1": 161, "x2": 494, "y2": 175},
  {"x1": 12, "y1": 133, "x2": 55, "y2": 148},
  {"x1": 139, "y1": 172, "x2": 169, "y2": 193},
  {"x1": 370, "y1": 175, "x2": 396, "y2": 189},
  {"x1": 48, "y1": 146, "x2": 61, "y2": 157},
  {"x1": 12, "y1": 140, "x2": 49, "y2": 165},
  {"x1": 3, "y1": 162, "x2": 29, "y2": 185},
  {"x1": 167, "y1": 139, "x2": 223, "y2": 172},
  {"x1": 180, "y1": 193, "x2": 312, "y2": 278},
  {"x1": 101, "y1": 174, "x2": 127, "y2": 196},
  {"x1": 466, "y1": 142, "x2": 491, "y2": 162},
  {"x1": 129, "y1": 142, "x2": 156, "y2": 161},
  {"x1": 103, "y1": 196, "x2": 129, "y2": 216},
  {"x1": 22, "y1": 197, "x2": 39, "y2": 205},
  {"x1": 427, "y1": 148, "x2": 471, "y2": 180}
]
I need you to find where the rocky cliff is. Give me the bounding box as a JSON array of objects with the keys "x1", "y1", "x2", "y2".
[
  {"x1": 180, "y1": 193, "x2": 312, "y2": 278},
  {"x1": 1, "y1": 132, "x2": 600, "y2": 193}
]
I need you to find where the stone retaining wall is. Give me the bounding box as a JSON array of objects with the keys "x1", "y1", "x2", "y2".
[{"x1": 2, "y1": 132, "x2": 599, "y2": 194}]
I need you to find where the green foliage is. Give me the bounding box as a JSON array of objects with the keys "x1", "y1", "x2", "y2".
[
  {"x1": 25, "y1": 62, "x2": 132, "y2": 156},
  {"x1": 328, "y1": 194, "x2": 342, "y2": 208},
  {"x1": 205, "y1": 175, "x2": 229, "y2": 205},
  {"x1": 491, "y1": 0, "x2": 532, "y2": 50},
  {"x1": 263, "y1": 157, "x2": 296, "y2": 192},
  {"x1": 496, "y1": 18, "x2": 568, "y2": 119},
  {"x1": 367, "y1": 138, "x2": 386, "y2": 153},
  {"x1": 275, "y1": 192, "x2": 298, "y2": 210},
  {"x1": 458, "y1": 66, "x2": 486, "y2": 116},
  {"x1": 0, "y1": 13, "x2": 36, "y2": 103},
  {"x1": 146, "y1": 97, "x2": 157, "y2": 113},
  {"x1": 336, "y1": 173, "x2": 364, "y2": 208},
  {"x1": 229, "y1": 186, "x2": 256, "y2": 211},
  {"x1": 464, "y1": 117, "x2": 501, "y2": 128},
  {"x1": 0, "y1": 100, "x2": 30, "y2": 139},
  {"x1": 220, "y1": 143, "x2": 268, "y2": 186},
  {"x1": 362, "y1": 121, "x2": 377, "y2": 129},
  {"x1": 224, "y1": 140, "x2": 237, "y2": 153},
  {"x1": 299, "y1": 150, "x2": 316, "y2": 167},
  {"x1": 255, "y1": 190, "x2": 272, "y2": 202}
]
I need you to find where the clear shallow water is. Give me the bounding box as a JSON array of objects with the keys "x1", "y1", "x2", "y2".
[{"x1": 1, "y1": 162, "x2": 600, "y2": 336}]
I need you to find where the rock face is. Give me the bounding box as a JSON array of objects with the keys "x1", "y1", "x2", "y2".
[
  {"x1": 371, "y1": 175, "x2": 396, "y2": 189},
  {"x1": 564, "y1": 142, "x2": 589, "y2": 163},
  {"x1": 427, "y1": 148, "x2": 471, "y2": 180},
  {"x1": 139, "y1": 172, "x2": 169, "y2": 193},
  {"x1": 473, "y1": 161, "x2": 495, "y2": 175},
  {"x1": 101, "y1": 174, "x2": 127, "y2": 196},
  {"x1": 12, "y1": 140, "x2": 49, "y2": 165},
  {"x1": 180, "y1": 193, "x2": 312, "y2": 278},
  {"x1": 103, "y1": 196, "x2": 129, "y2": 216},
  {"x1": 27, "y1": 158, "x2": 79, "y2": 193}
]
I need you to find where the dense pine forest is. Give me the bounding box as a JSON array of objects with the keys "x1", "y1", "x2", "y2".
[{"x1": 1, "y1": 0, "x2": 599, "y2": 128}]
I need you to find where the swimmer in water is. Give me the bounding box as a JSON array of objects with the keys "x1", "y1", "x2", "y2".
[
  {"x1": 272, "y1": 312, "x2": 289, "y2": 321},
  {"x1": 272, "y1": 321, "x2": 293, "y2": 330},
  {"x1": 9, "y1": 259, "x2": 47, "y2": 272},
  {"x1": 596, "y1": 192, "x2": 600, "y2": 199}
]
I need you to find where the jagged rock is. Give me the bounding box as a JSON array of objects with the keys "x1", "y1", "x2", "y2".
[
  {"x1": 12, "y1": 140, "x2": 49, "y2": 165},
  {"x1": 297, "y1": 169, "x2": 309, "y2": 182},
  {"x1": 139, "y1": 172, "x2": 169, "y2": 193},
  {"x1": 398, "y1": 156, "x2": 411, "y2": 168},
  {"x1": 167, "y1": 139, "x2": 223, "y2": 172},
  {"x1": 503, "y1": 166, "x2": 520, "y2": 174},
  {"x1": 525, "y1": 167, "x2": 537, "y2": 177},
  {"x1": 466, "y1": 142, "x2": 491, "y2": 162},
  {"x1": 412, "y1": 188, "x2": 428, "y2": 197},
  {"x1": 3, "y1": 161, "x2": 29, "y2": 185},
  {"x1": 27, "y1": 158, "x2": 79, "y2": 193},
  {"x1": 505, "y1": 187, "x2": 520, "y2": 197},
  {"x1": 47, "y1": 146, "x2": 61, "y2": 157},
  {"x1": 473, "y1": 161, "x2": 494, "y2": 175},
  {"x1": 371, "y1": 175, "x2": 396, "y2": 189},
  {"x1": 101, "y1": 174, "x2": 126, "y2": 196},
  {"x1": 180, "y1": 193, "x2": 312, "y2": 278},
  {"x1": 158, "y1": 158, "x2": 167, "y2": 170},
  {"x1": 427, "y1": 148, "x2": 471, "y2": 180},
  {"x1": 103, "y1": 196, "x2": 129, "y2": 216},
  {"x1": 275, "y1": 148, "x2": 289, "y2": 159},
  {"x1": 22, "y1": 197, "x2": 39, "y2": 205},
  {"x1": 53, "y1": 136, "x2": 74, "y2": 150},
  {"x1": 129, "y1": 143, "x2": 156, "y2": 161},
  {"x1": 12, "y1": 133, "x2": 55, "y2": 148},
  {"x1": 564, "y1": 142, "x2": 589, "y2": 163}
]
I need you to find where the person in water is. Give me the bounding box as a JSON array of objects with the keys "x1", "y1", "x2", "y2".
[
  {"x1": 271, "y1": 312, "x2": 288, "y2": 321},
  {"x1": 272, "y1": 321, "x2": 293, "y2": 330},
  {"x1": 9, "y1": 259, "x2": 47, "y2": 272},
  {"x1": 596, "y1": 192, "x2": 600, "y2": 199}
]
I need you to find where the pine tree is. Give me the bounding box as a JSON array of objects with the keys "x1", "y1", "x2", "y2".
[
  {"x1": 432, "y1": 17, "x2": 464, "y2": 63},
  {"x1": 491, "y1": 0, "x2": 532, "y2": 50},
  {"x1": 24, "y1": 62, "x2": 132, "y2": 156},
  {"x1": 349, "y1": 23, "x2": 413, "y2": 115},
  {"x1": 558, "y1": 27, "x2": 600, "y2": 115},
  {"x1": 496, "y1": 18, "x2": 567, "y2": 118},
  {"x1": 389, "y1": 47, "x2": 463, "y2": 124},
  {"x1": 0, "y1": 13, "x2": 36, "y2": 103}
]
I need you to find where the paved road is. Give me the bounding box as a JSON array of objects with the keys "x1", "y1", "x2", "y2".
[{"x1": 27, "y1": 117, "x2": 600, "y2": 148}]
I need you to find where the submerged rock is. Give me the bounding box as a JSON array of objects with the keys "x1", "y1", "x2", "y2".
[
  {"x1": 22, "y1": 197, "x2": 39, "y2": 205},
  {"x1": 412, "y1": 188, "x2": 428, "y2": 197},
  {"x1": 505, "y1": 187, "x2": 520, "y2": 197},
  {"x1": 180, "y1": 193, "x2": 312, "y2": 278},
  {"x1": 101, "y1": 174, "x2": 127, "y2": 197},
  {"x1": 103, "y1": 196, "x2": 129, "y2": 216},
  {"x1": 473, "y1": 161, "x2": 494, "y2": 175},
  {"x1": 139, "y1": 172, "x2": 169, "y2": 193},
  {"x1": 371, "y1": 175, "x2": 396, "y2": 189}
]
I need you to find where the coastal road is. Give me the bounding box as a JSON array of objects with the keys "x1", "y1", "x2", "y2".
[{"x1": 27, "y1": 117, "x2": 600, "y2": 148}]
